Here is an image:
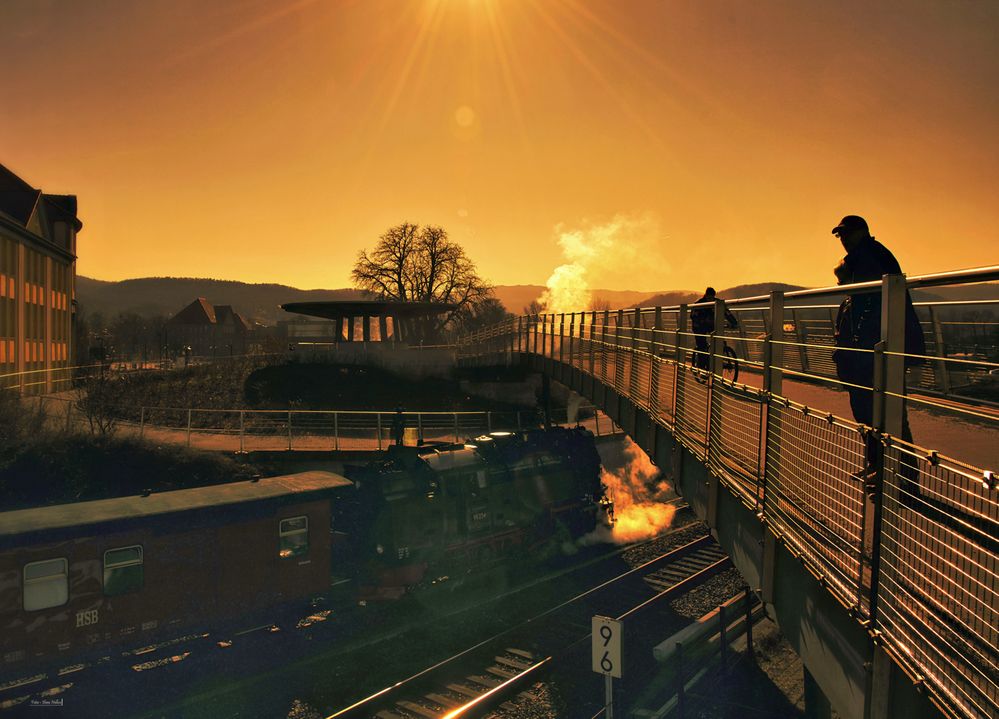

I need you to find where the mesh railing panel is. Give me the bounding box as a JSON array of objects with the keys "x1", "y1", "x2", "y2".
[
  {"x1": 708, "y1": 380, "x2": 764, "y2": 507},
  {"x1": 651, "y1": 355, "x2": 676, "y2": 426},
  {"x1": 674, "y1": 363, "x2": 709, "y2": 459},
  {"x1": 876, "y1": 444, "x2": 999, "y2": 719},
  {"x1": 613, "y1": 347, "x2": 630, "y2": 396},
  {"x1": 763, "y1": 399, "x2": 868, "y2": 611},
  {"x1": 631, "y1": 352, "x2": 653, "y2": 412}
]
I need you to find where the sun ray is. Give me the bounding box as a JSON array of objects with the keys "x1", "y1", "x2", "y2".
[
  {"x1": 528, "y1": 1, "x2": 667, "y2": 151},
  {"x1": 483, "y1": 0, "x2": 533, "y2": 153},
  {"x1": 367, "y1": 0, "x2": 447, "y2": 150},
  {"x1": 550, "y1": 0, "x2": 722, "y2": 117},
  {"x1": 159, "y1": 0, "x2": 322, "y2": 69}
]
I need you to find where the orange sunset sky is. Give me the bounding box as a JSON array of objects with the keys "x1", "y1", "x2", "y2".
[{"x1": 2, "y1": 0, "x2": 997, "y2": 294}]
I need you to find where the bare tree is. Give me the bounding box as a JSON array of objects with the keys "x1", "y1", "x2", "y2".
[
  {"x1": 352, "y1": 223, "x2": 493, "y2": 341},
  {"x1": 523, "y1": 299, "x2": 546, "y2": 315},
  {"x1": 454, "y1": 297, "x2": 513, "y2": 334},
  {"x1": 76, "y1": 365, "x2": 127, "y2": 436}
]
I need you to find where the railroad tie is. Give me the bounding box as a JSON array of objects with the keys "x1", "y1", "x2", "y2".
[
  {"x1": 396, "y1": 699, "x2": 440, "y2": 719},
  {"x1": 447, "y1": 683, "x2": 483, "y2": 699},
  {"x1": 494, "y1": 654, "x2": 532, "y2": 670},
  {"x1": 425, "y1": 693, "x2": 462, "y2": 709},
  {"x1": 375, "y1": 711, "x2": 408, "y2": 719},
  {"x1": 486, "y1": 665, "x2": 517, "y2": 680},
  {"x1": 468, "y1": 674, "x2": 503, "y2": 688},
  {"x1": 505, "y1": 648, "x2": 535, "y2": 660}
]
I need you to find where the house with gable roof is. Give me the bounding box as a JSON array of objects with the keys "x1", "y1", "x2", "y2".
[{"x1": 165, "y1": 297, "x2": 252, "y2": 358}]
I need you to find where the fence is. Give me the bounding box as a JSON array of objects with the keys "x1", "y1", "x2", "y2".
[
  {"x1": 455, "y1": 265, "x2": 999, "y2": 719},
  {"x1": 64, "y1": 405, "x2": 621, "y2": 452}
]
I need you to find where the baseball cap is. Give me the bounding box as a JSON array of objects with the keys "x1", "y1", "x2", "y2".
[{"x1": 831, "y1": 215, "x2": 869, "y2": 235}]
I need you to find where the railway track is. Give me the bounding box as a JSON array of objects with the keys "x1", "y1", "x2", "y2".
[{"x1": 331, "y1": 534, "x2": 731, "y2": 719}]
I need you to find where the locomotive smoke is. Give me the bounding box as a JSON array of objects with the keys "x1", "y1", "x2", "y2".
[
  {"x1": 538, "y1": 213, "x2": 666, "y2": 314},
  {"x1": 580, "y1": 437, "x2": 676, "y2": 545}
]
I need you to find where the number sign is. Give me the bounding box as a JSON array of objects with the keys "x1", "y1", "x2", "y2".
[{"x1": 592, "y1": 615, "x2": 622, "y2": 678}]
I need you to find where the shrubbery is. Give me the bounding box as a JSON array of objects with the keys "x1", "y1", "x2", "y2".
[{"x1": 0, "y1": 389, "x2": 261, "y2": 511}]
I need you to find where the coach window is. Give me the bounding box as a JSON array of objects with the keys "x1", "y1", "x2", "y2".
[
  {"x1": 104, "y1": 546, "x2": 143, "y2": 596},
  {"x1": 23, "y1": 558, "x2": 68, "y2": 611},
  {"x1": 279, "y1": 516, "x2": 309, "y2": 558}
]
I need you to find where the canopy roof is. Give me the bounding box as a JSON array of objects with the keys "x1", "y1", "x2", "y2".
[{"x1": 281, "y1": 300, "x2": 456, "y2": 320}]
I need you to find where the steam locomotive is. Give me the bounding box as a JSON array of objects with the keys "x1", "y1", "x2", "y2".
[
  {"x1": 0, "y1": 427, "x2": 607, "y2": 672},
  {"x1": 342, "y1": 426, "x2": 607, "y2": 598}
]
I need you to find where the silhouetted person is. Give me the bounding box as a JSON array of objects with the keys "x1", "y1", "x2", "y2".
[
  {"x1": 391, "y1": 406, "x2": 405, "y2": 446},
  {"x1": 830, "y1": 215, "x2": 925, "y2": 495},
  {"x1": 690, "y1": 287, "x2": 738, "y2": 371}
]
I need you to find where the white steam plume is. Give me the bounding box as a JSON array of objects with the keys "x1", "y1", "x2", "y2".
[
  {"x1": 579, "y1": 437, "x2": 676, "y2": 546},
  {"x1": 539, "y1": 213, "x2": 667, "y2": 314}
]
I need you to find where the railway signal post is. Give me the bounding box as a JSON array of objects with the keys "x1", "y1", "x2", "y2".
[{"x1": 592, "y1": 615, "x2": 622, "y2": 718}]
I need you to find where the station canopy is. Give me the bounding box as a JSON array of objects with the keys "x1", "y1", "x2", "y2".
[{"x1": 280, "y1": 300, "x2": 456, "y2": 320}]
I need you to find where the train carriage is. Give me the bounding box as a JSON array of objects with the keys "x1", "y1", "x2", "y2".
[{"x1": 0, "y1": 471, "x2": 350, "y2": 674}]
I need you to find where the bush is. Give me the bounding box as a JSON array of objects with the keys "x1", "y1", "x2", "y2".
[{"x1": 0, "y1": 435, "x2": 261, "y2": 511}]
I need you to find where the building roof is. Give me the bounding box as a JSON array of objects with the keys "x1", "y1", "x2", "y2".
[
  {"x1": 168, "y1": 297, "x2": 217, "y2": 325},
  {"x1": 167, "y1": 298, "x2": 255, "y2": 330},
  {"x1": 0, "y1": 164, "x2": 83, "y2": 235},
  {"x1": 0, "y1": 471, "x2": 353, "y2": 541},
  {"x1": 281, "y1": 300, "x2": 457, "y2": 320},
  {"x1": 215, "y1": 304, "x2": 251, "y2": 331}
]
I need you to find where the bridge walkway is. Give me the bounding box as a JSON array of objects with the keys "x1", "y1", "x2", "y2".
[{"x1": 456, "y1": 267, "x2": 998, "y2": 719}]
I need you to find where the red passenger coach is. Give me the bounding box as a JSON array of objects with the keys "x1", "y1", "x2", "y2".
[{"x1": 0, "y1": 471, "x2": 351, "y2": 673}]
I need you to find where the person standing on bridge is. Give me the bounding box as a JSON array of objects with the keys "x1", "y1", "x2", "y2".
[
  {"x1": 690, "y1": 287, "x2": 739, "y2": 371},
  {"x1": 830, "y1": 215, "x2": 925, "y2": 495},
  {"x1": 391, "y1": 406, "x2": 406, "y2": 446}
]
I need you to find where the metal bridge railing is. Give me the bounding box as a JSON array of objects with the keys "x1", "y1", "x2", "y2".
[
  {"x1": 455, "y1": 265, "x2": 999, "y2": 719},
  {"x1": 31, "y1": 404, "x2": 622, "y2": 452}
]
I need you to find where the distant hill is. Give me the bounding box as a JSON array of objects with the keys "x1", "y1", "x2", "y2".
[
  {"x1": 77, "y1": 276, "x2": 999, "y2": 325},
  {"x1": 637, "y1": 282, "x2": 806, "y2": 308},
  {"x1": 491, "y1": 285, "x2": 655, "y2": 314},
  {"x1": 78, "y1": 278, "x2": 659, "y2": 324},
  {"x1": 76, "y1": 276, "x2": 367, "y2": 325}
]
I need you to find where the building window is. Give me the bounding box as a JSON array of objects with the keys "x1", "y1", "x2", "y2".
[
  {"x1": 279, "y1": 516, "x2": 309, "y2": 558},
  {"x1": 104, "y1": 546, "x2": 143, "y2": 596},
  {"x1": 23, "y1": 558, "x2": 68, "y2": 611}
]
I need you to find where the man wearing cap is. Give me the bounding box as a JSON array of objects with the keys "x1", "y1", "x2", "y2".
[{"x1": 831, "y1": 215, "x2": 924, "y2": 495}]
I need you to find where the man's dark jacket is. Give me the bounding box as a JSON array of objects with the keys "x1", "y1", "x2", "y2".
[
  {"x1": 832, "y1": 237, "x2": 926, "y2": 381},
  {"x1": 690, "y1": 295, "x2": 738, "y2": 335}
]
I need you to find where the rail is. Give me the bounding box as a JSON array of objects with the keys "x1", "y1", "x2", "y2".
[{"x1": 454, "y1": 265, "x2": 999, "y2": 719}]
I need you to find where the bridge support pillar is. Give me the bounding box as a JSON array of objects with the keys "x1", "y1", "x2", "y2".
[
  {"x1": 804, "y1": 667, "x2": 832, "y2": 719},
  {"x1": 865, "y1": 646, "x2": 893, "y2": 719},
  {"x1": 541, "y1": 372, "x2": 552, "y2": 430},
  {"x1": 761, "y1": 526, "x2": 777, "y2": 605}
]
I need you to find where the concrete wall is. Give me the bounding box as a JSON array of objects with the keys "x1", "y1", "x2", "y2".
[{"x1": 292, "y1": 344, "x2": 456, "y2": 380}]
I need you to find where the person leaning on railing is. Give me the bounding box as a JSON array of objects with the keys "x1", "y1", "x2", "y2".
[{"x1": 830, "y1": 215, "x2": 926, "y2": 496}]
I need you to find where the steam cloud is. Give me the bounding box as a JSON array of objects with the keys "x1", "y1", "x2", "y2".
[
  {"x1": 539, "y1": 213, "x2": 666, "y2": 314},
  {"x1": 580, "y1": 437, "x2": 676, "y2": 545}
]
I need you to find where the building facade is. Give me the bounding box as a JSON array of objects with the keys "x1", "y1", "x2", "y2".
[
  {"x1": 0, "y1": 164, "x2": 81, "y2": 393},
  {"x1": 165, "y1": 298, "x2": 253, "y2": 358}
]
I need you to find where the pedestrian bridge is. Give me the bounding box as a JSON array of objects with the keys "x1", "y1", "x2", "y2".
[{"x1": 455, "y1": 267, "x2": 998, "y2": 719}]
